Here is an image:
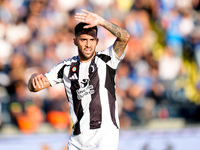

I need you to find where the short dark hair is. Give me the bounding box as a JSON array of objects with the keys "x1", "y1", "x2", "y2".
[{"x1": 74, "y1": 22, "x2": 98, "y2": 37}]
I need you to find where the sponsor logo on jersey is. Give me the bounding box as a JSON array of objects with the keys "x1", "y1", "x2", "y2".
[{"x1": 76, "y1": 79, "x2": 94, "y2": 100}]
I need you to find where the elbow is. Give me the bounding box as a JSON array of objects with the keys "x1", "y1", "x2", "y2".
[
  {"x1": 128, "y1": 33, "x2": 131, "y2": 40},
  {"x1": 126, "y1": 31, "x2": 131, "y2": 42},
  {"x1": 121, "y1": 30, "x2": 130, "y2": 44}
]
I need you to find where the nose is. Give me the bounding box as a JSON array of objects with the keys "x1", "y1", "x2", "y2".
[{"x1": 86, "y1": 40, "x2": 91, "y2": 47}]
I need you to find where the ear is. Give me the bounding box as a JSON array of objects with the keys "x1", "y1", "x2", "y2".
[
  {"x1": 73, "y1": 38, "x2": 78, "y2": 46},
  {"x1": 96, "y1": 38, "x2": 99, "y2": 45}
]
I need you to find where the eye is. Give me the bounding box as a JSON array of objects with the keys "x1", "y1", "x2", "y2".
[{"x1": 81, "y1": 39, "x2": 86, "y2": 42}]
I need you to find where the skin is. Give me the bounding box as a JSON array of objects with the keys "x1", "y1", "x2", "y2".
[
  {"x1": 73, "y1": 29, "x2": 99, "y2": 63},
  {"x1": 74, "y1": 9, "x2": 130, "y2": 58},
  {"x1": 28, "y1": 9, "x2": 130, "y2": 92}
]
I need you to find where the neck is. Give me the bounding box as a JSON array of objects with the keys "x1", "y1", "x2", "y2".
[
  {"x1": 79, "y1": 53, "x2": 96, "y2": 63},
  {"x1": 80, "y1": 59, "x2": 92, "y2": 63}
]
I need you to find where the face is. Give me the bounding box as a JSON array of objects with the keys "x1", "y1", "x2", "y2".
[{"x1": 74, "y1": 30, "x2": 98, "y2": 62}]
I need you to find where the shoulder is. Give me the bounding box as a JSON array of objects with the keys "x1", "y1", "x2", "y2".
[
  {"x1": 96, "y1": 45, "x2": 124, "y2": 63},
  {"x1": 54, "y1": 56, "x2": 78, "y2": 79},
  {"x1": 65, "y1": 55, "x2": 79, "y2": 63},
  {"x1": 70, "y1": 55, "x2": 79, "y2": 62},
  {"x1": 96, "y1": 45, "x2": 124, "y2": 69},
  {"x1": 96, "y1": 53, "x2": 111, "y2": 64},
  {"x1": 60, "y1": 56, "x2": 79, "y2": 67},
  {"x1": 50, "y1": 56, "x2": 78, "y2": 74},
  {"x1": 97, "y1": 45, "x2": 113, "y2": 55}
]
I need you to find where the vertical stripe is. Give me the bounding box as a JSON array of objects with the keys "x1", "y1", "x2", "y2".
[
  {"x1": 57, "y1": 64, "x2": 69, "y2": 101},
  {"x1": 68, "y1": 62, "x2": 83, "y2": 135},
  {"x1": 89, "y1": 57, "x2": 102, "y2": 129},
  {"x1": 57, "y1": 64, "x2": 67, "y2": 78},
  {"x1": 107, "y1": 91, "x2": 118, "y2": 128},
  {"x1": 105, "y1": 65, "x2": 118, "y2": 128}
]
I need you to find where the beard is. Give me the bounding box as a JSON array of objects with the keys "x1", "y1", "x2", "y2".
[{"x1": 78, "y1": 47, "x2": 96, "y2": 61}]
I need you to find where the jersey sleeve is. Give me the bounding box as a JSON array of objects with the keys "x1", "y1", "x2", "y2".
[
  {"x1": 103, "y1": 45, "x2": 125, "y2": 69},
  {"x1": 44, "y1": 61, "x2": 66, "y2": 87}
]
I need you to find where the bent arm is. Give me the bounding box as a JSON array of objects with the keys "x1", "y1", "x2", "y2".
[
  {"x1": 75, "y1": 9, "x2": 130, "y2": 57},
  {"x1": 100, "y1": 20, "x2": 130, "y2": 57},
  {"x1": 28, "y1": 73, "x2": 51, "y2": 92}
]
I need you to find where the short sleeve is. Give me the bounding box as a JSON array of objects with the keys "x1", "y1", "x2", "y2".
[
  {"x1": 44, "y1": 61, "x2": 66, "y2": 87},
  {"x1": 101, "y1": 45, "x2": 125, "y2": 69}
]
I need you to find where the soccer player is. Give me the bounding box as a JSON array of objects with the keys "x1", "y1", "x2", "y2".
[{"x1": 28, "y1": 9, "x2": 130, "y2": 150}]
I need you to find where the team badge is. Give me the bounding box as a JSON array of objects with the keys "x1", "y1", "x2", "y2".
[{"x1": 72, "y1": 66, "x2": 76, "y2": 72}]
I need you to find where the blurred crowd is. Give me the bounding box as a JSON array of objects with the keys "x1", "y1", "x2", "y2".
[{"x1": 0, "y1": 0, "x2": 200, "y2": 134}]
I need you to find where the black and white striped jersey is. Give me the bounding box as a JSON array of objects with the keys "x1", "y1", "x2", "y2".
[{"x1": 45, "y1": 45, "x2": 124, "y2": 135}]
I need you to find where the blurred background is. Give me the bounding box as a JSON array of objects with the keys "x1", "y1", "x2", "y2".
[{"x1": 0, "y1": 0, "x2": 200, "y2": 149}]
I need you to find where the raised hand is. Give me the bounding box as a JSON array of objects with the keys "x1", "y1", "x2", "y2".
[
  {"x1": 74, "y1": 9, "x2": 104, "y2": 28},
  {"x1": 74, "y1": 9, "x2": 130, "y2": 58}
]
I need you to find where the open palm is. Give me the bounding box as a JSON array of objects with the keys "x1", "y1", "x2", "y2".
[{"x1": 75, "y1": 9, "x2": 103, "y2": 28}]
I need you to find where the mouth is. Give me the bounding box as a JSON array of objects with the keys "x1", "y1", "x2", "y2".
[{"x1": 84, "y1": 48, "x2": 92, "y2": 54}]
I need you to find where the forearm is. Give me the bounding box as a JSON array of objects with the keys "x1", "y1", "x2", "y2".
[
  {"x1": 74, "y1": 9, "x2": 130, "y2": 57},
  {"x1": 100, "y1": 19, "x2": 130, "y2": 43},
  {"x1": 99, "y1": 19, "x2": 130, "y2": 57}
]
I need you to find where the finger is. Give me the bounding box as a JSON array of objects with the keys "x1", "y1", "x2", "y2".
[
  {"x1": 81, "y1": 9, "x2": 90, "y2": 14},
  {"x1": 32, "y1": 79, "x2": 37, "y2": 88},
  {"x1": 37, "y1": 75, "x2": 45, "y2": 88},
  {"x1": 74, "y1": 15, "x2": 85, "y2": 22},
  {"x1": 75, "y1": 13, "x2": 87, "y2": 17},
  {"x1": 38, "y1": 78, "x2": 44, "y2": 88},
  {"x1": 75, "y1": 18, "x2": 85, "y2": 23},
  {"x1": 35, "y1": 76, "x2": 44, "y2": 88},
  {"x1": 41, "y1": 76, "x2": 48, "y2": 84},
  {"x1": 74, "y1": 15, "x2": 85, "y2": 20},
  {"x1": 34, "y1": 78, "x2": 41, "y2": 88},
  {"x1": 83, "y1": 25, "x2": 92, "y2": 28}
]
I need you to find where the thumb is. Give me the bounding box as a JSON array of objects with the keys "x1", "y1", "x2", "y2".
[{"x1": 83, "y1": 24, "x2": 93, "y2": 28}]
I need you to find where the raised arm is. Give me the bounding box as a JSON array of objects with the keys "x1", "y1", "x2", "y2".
[
  {"x1": 75, "y1": 9, "x2": 130, "y2": 57},
  {"x1": 101, "y1": 21, "x2": 130, "y2": 57},
  {"x1": 28, "y1": 73, "x2": 50, "y2": 92}
]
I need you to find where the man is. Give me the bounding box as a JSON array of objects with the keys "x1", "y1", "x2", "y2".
[{"x1": 28, "y1": 9, "x2": 130, "y2": 150}]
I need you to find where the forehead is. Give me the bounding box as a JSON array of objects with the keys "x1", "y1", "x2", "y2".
[{"x1": 77, "y1": 29, "x2": 97, "y2": 38}]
